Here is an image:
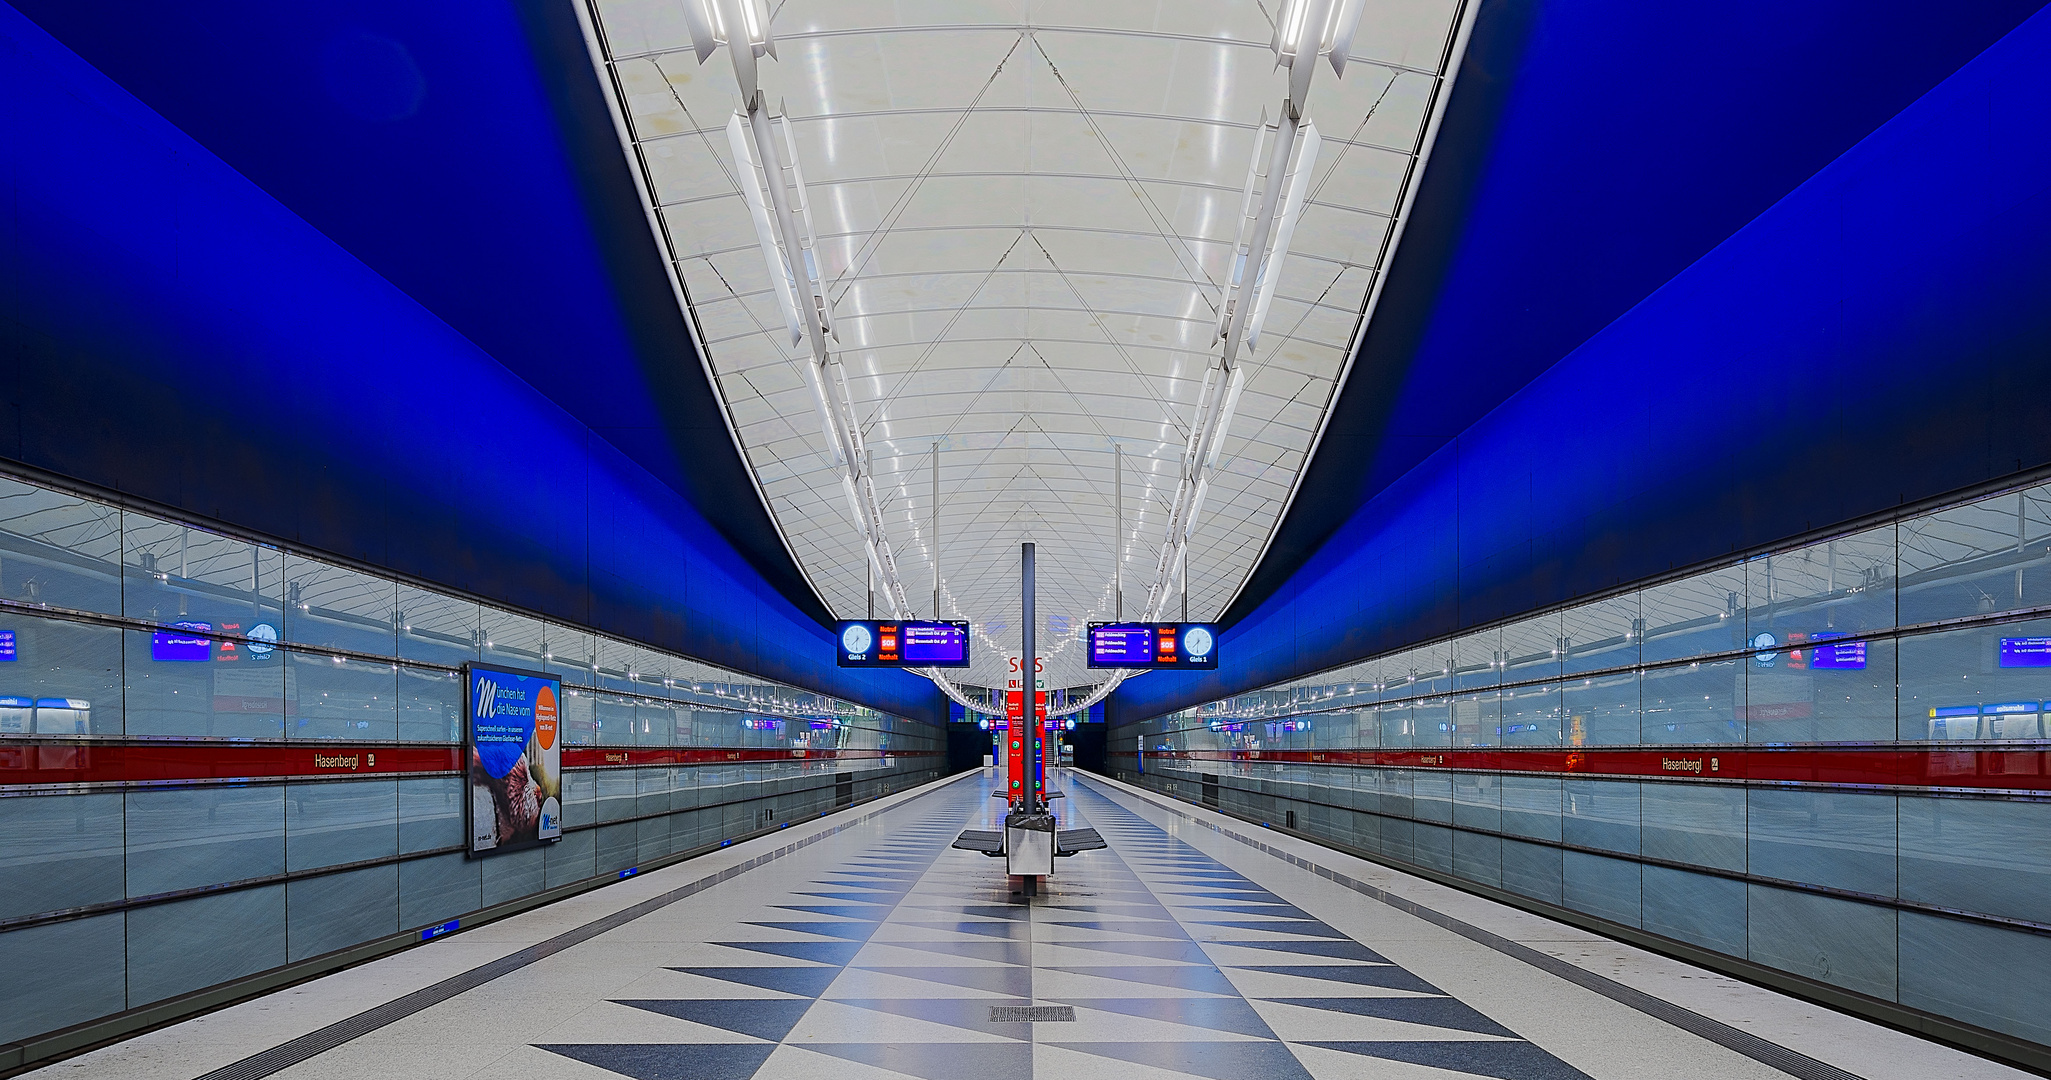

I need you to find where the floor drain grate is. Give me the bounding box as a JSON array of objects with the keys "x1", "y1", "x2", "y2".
[{"x1": 990, "y1": 1005, "x2": 1076, "y2": 1023}]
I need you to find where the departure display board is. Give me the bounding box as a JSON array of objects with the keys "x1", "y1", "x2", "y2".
[
  {"x1": 1999, "y1": 637, "x2": 2051, "y2": 667},
  {"x1": 836, "y1": 620, "x2": 971, "y2": 667},
  {"x1": 1086, "y1": 622, "x2": 1220, "y2": 669}
]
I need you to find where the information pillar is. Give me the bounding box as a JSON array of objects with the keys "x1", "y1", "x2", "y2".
[{"x1": 1005, "y1": 720, "x2": 1025, "y2": 802}]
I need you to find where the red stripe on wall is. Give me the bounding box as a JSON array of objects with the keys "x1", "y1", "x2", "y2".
[
  {"x1": 0, "y1": 742, "x2": 460, "y2": 786},
  {"x1": 0, "y1": 741, "x2": 940, "y2": 789},
  {"x1": 1117, "y1": 746, "x2": 2051, "y2": 792},
  {"x1": 561, "y1": 747, "x2": 925, "y2": 767}
]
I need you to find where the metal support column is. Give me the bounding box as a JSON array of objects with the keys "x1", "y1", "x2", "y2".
[
  {"x1": 1021, "y1": 540, "x2": 1036, "y2": 807},
  {"x1": 1180, "y1": 541, "x2": 1188, "y2": 622},
  {"x1": 1006, "y1": 541, "x2": 1054, "y2": 895}
]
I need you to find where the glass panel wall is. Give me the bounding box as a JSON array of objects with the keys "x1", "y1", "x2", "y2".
[
  {"x1": 1114, "y1": 476, "x2": 2051, "y2": 1049},
  {"x1": 0, "y1": 473, "x2": 940, "y2": 1048}
]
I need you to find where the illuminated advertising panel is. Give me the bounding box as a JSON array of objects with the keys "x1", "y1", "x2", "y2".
[
  {"x1": 836, "y1": 620, "x2": 971, "y2": 667},
  {"x1": 464, "y1": 664, "x2": 563, "y2": 856},
  {"x1": 1085, "y1": 622, "x2": 1219, "y2": 669}
]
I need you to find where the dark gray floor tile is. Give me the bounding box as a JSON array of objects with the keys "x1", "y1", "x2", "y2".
[
  {"x1": 536, "y1": 1043, "x2": 775, "y2": 1080},
  {"x1": 668, "y1": 966, "x2": 840, "y2": 997},
  {"x1": 613, "y1": 998, "x2": 812, "y2": 1042}
]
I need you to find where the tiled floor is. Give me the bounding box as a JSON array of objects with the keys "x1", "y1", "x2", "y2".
[
  {"x1": 532, "y1": 779, "x2": 1604, "y2": 1080},
  {"x1": 42, "y1": 771, "x2": 2032, "y2": 1080}
]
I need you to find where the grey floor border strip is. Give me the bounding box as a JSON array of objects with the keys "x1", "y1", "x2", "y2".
[
  {"x1": 1079, "y1": 773, "x2": 1865, "y2": 1080},
  {"x1": 191, "y1": 772, "x2": 968, "y2": 1080}
]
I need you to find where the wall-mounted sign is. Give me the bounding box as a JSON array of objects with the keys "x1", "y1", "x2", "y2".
[
  {"x1": 1085, "y1": 622, "x2": 1220, "y2": 669},
  {"x1": 464, "y1": 664, "x2": 562, "y2": 856},
  {"x1": 0, "y1": 629, "x2": 15, "y2": 661},
  {"x1": 836, "y1": 620, "x2": 970, "y2": 667}
]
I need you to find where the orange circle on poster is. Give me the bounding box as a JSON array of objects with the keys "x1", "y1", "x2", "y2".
[{"x1": 535, "y1": 685, "x2": 558, "y2": 750}]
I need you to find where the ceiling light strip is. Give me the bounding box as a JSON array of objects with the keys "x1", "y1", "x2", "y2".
[
  {"x1": 1215, "y1": 0, "x2": 1485, "y2": 620},
  {"x1": 682, "y1": 0, "x2": 1000, "y2": 709},
  {"x1": 571, "y1": 0, "x2": 836, "y2": 619}
]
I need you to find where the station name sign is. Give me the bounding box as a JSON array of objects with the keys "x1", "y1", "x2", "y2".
[{"x1": 836, "y1": 620, "x2": 971, "y2": 668}]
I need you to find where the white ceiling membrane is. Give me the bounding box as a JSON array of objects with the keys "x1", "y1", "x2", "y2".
[{"x1": 581, "y1": 0, "x2": 1473, "y2": 693}]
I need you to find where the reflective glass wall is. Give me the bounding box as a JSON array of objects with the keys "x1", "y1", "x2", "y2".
[
  {"x1": 1110, "y1": 479, "x2": 2051, "y2": 1050},
  {"x1": 0, "y1": 473, "x2": 941, "y2": 1052}
]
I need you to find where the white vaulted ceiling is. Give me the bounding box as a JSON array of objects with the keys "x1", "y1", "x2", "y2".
[{"x1": 579, "y1": 0, "x2": 1472, "y2": 691}]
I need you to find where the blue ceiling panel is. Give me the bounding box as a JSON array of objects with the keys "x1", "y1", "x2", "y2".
[
  {"x1": 1225, "y1": 0, "x2": 2051, "y2": 625},
  {"x1": 6, "y1": 0, "x2": 826, "y2": 623},
  {"x1": 1115, "y1": 5, "x2": 2051, "y2": 723},
  {"x1": 0, "y1": 3, "x2": 936, "y2": 721}
]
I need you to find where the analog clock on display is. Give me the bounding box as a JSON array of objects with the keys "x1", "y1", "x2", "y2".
[
  {"x1": 841, "y1": 624, "x2": 873, "y2": 655},
  {"x1": 1184, "y1": 626, "x2": 1215, "y2": 658}
]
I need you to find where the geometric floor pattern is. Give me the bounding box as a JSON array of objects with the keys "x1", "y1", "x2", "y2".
[{"x1": 536, "y1": 778, "x2": 1592, "y2": 1079}]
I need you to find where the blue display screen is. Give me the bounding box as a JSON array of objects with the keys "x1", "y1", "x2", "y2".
[
  {"x1": 1809, "y1": 637, "x2": 1868, "y2": 670},
  {"x1": 150, "y1": 622, "x2": 213, "y2": 662},
  {"x1": 0, "y1": 630, "x2": 14, "y2": 661},
  {"x1": 835, "y1": 620, "x2": 971, "y2": 668},
  {"x1": 1998, "y1": 637, "x2": 2051, "y2": 667},
  {"x1": 902, "y1": 623, "x2": 969, "y2": 663},
  {"x1": 1086, "y1": 623, "x2": 1219, "y2": 669},
  {"x1": 1089, "y1": 624, "x2": 1156, "y2": 666}
]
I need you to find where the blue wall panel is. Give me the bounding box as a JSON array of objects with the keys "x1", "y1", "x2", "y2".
[
  {"x1": 1227, "y1": 0, "x2": 2049, "y2": 624},
  {"x1": 0, "y1": 4, "x2": 936, "y2": 721},
  {"x1": 1115, "y1": 8, "x2": 2051, "y2": 723},
  {"x1": 4, "y1": 0, "x2": 828, "y2": 622}
]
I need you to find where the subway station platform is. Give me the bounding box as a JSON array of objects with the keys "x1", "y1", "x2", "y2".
[{"x1": 35, "y1": 772, "x2": 2023, "y2": 1080}]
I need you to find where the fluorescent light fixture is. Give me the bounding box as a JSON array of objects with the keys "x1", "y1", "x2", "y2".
[
  {"x1": 1244, "y1": 121, "x2": 1319, "y2": 353},
  {"x1": 682, "y1": 0, "x2": 722, "y2": 62},
  {"x1": 1278, "y1": 0, "x2": 1316, "y2": 55},
  {"x1": 1216, "y1": 118, "x2": 1321, "y2": 355},
  {"x1": 742, "y1": 0, "x2": 772, "y2": 52},
  {"x1": 683, "y1": 0, "x2": 774, "y2": 57},
  {"x1": 777, "y1": 105, "x2": 831, "y2": 339},
  {"x1": 1206, "y1": 367, "x2": 1246, "y2": 476},
  {"x1": 1272, "y1": 0, "x2": 1367, "y2": 81},
  {"x1": 725, "y1": 112, "x2": 804, "y2": 345},
  {"x1": 684, "y1": 0, "x2": 776, "y2": 96},
  {"x1": 1326, "y1": 0, "x2": 1367, "y2": 76},
  {"x1": 1271, "y1": 0, "x2": 1334, "y2": 66},
  {"x1": 1216, "y1": 109, "x2": 1269, "y2": 345}
]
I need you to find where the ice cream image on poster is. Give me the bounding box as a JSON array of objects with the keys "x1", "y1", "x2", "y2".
[{"x1": 464, "y1": 664, "x2": 564, "y2": 856}]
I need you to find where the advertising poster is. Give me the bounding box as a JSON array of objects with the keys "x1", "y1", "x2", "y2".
[{"x1": 465, "y1": 664, "x2": 562, "y2": 856}]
